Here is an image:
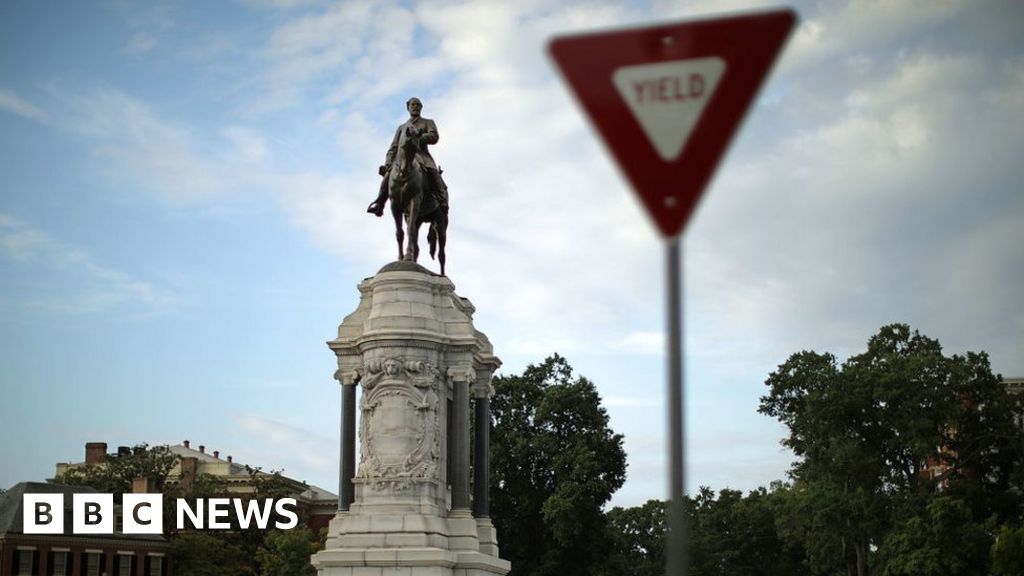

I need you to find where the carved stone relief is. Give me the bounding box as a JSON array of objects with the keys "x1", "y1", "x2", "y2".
[{"x1": 357, "y1": 357, "x2": 441, "y2": 490}]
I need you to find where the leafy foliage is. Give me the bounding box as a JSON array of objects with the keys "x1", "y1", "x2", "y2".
[
  {"x1": 689, "y1": 485, "x2": 810, "y2": 576},
  {"x1": 873, "y1": 496, "x2": 991, "y2": 576},
  {"x1": 606, "y1": 485, "x2": 811, "y2": 576},
  {"x1": 490, "y1": 354, "x2": 627, "y2": 576},
  {"x1": 255, "y1": 527, "x2": 319, "y2": 576},
  {"x1": 170, "y1": 531, "x2": 246, "y2": 576},
  {"x1": 606, "y1": 499, "x2": 666, "y2": 576},
  {"x1": 759, "y1": 324, "x2": 1023, "y2": 576},
  {"x1": 991, "y1": 524, "x2": 1024, "y2": 576}
]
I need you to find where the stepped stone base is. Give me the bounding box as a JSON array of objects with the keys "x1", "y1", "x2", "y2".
[{"x1": 312, "y1": 512, "x2": 509, "y2": 576}]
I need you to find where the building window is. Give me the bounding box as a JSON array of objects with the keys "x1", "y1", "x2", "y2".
[
  {"x1": 117, "y1": 554, "x2": 133, "y2": 576},
  {"x1": 51, "y1": 551, "x2": 69, "y2": 576},
  {"x1": 148, "y1": 556, "x2": 164, "y2": 576},
  {"x1": 15, "y1": 549, "x2": 35, "y2": 576},
  {"x1": 85, "y1": 552, "x2": 101, "y2": 576}
]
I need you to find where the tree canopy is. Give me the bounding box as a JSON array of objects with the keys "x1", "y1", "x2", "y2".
[
  {"x1": 490, "y1": 354, "x2": 627, "y2": 576},
  {"x1": 759, "y1": 323, "x2": 1023, "y2": 576}
]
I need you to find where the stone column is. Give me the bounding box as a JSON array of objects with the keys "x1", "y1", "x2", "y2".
[
  {"x1": 450, "y1": 367, "x2": 473, "y2": 512},
  {"x1": 336, "y1": 369, "x2": 358, "y2": 511},
  {"x1": 472, "y1": 369, "x2": 501, "y2": 557},
  {"x1": 473, "y1": 392, "x2": 490, "y2": 518}
]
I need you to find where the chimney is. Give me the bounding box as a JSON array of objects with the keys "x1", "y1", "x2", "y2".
[
  {"x1": 180, "y1": 456, "x2": 198, "y2": 495},
  {"x1": 183, "y1": 439, "x2": 190, "y2": 449},
  {"x1": 85, "y1": 442, "x2": 107, "y2": 465},
  {"x1": 213, "y1": 450, "x2": 220, "y2": 459},
  {"x1": 117, "y1": 446, "x2": 131, "y2": 457},
  {"x1": 132, "y1": 477, "x2": 157, "y2": 494},
  {"x1": 199, "y1": 445, "x2": 205, "y2": 454},
  {"x1": 227, "y1": 455, "x2": 233, "y2": 463}
]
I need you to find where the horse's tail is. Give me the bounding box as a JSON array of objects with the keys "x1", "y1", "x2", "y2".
[{"x1": 428, "y1": 224, "x2": 437, "y2": 260}]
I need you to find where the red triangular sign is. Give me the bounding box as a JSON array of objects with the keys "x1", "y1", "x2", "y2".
[{"x1": 549, "y1": 9, "x2": 796, "y2": 237}]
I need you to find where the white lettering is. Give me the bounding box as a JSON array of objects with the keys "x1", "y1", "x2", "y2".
[
  {"x1": 176, "y1": 499, "x2": 203, "y2": 529},
  {"x1": 233, "y1": 499, "x2": 274, "y2": 530},
  {"x1": 274, "y1": 498, "x2": 299, "y2": 529},
  {"x1": 208, "y1": 498, "x2": 231, "y2": 529}
]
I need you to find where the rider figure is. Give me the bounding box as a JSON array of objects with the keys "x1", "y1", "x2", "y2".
[{"x1": 367, "y1": 97, "x2": 449, "y2": 217}]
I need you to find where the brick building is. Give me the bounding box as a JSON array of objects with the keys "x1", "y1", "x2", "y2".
[{"x1": 0, "y1": 482, "x2": 170, "y2": 576}]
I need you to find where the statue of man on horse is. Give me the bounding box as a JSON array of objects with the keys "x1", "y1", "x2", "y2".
[{"x1": 366, "y1": 97, "x2": 449, "y2": 275}]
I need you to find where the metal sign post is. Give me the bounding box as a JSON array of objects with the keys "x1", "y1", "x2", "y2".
[
  {"x1": 666, "y1": 236, "x2": 687, "y2": 574},
  {"x1": 548, "y1": 10, "x2": 797, "y2": 574}
]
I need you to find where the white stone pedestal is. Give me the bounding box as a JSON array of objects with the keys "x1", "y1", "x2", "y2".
[{"x1": 312, "y1": 261, "x2": 510, "y2": 576}]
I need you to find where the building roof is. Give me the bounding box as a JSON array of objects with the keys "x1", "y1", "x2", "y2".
[
  {"x1": 0, "y1": 482, "x2": 97, "y2": 535},
  {"x1": 296, "y1": 483, "x2": 338, "y2": 504},
  {"x1": 54, "y1": 441, "x2": 337, "y2": 505},
  {"x1": 165, "y1": 442, "x2": 337, "y2": 502},
  {"x1": 166, "y1": 444, "x2": 249, "y2": 476}
]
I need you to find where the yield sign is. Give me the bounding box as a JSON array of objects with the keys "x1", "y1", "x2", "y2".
[{"x1": 549, "y1": 9, "x2": 796, "y2": 237}]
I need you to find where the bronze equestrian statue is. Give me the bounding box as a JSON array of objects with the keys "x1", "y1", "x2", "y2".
[{"x1": 367, "y1": 97, "x2": 449, "y2": 275}]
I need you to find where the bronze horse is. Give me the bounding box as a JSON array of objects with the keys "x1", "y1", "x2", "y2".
[{"x1": 389, "y1": 124, "x2": 448, "y2": 275}]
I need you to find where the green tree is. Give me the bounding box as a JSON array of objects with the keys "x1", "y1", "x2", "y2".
[
  {"x1": 255, "y1": 527, "x2": 319, "y2": 576},
  {"x1": 170, "y1": 531, "x2": 246, "y2": 576},
  {"x1": 689, "y1": 485, "x2": 811, "y2": 576},
  {"x1": 490, "y1": 354, "x2": 627, "y2": 576},
  {"x1": 606, "y1": 499, "x2": 666, "y2": 576},
  {"x1": 991, "y1": 524, "x2": 1024, "y2": 576},
  {"x1": 759, "y1": 324, "x2": 1021, "y2": 576},
  {"x1": 873, "y1": 496, "x2": 990, "y2": 576}
]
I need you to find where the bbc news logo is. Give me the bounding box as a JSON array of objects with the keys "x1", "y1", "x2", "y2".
[{"x1": 23, "y1": 494, "x2": 299, "y2": 534}]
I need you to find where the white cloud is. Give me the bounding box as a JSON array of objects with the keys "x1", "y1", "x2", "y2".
[
  {"x1": 0, "y1": 213, "x2": 176, "y2": 315},
  {"x1": 234, "y1": 414, "x2": 335, "y2": 484},
  {"x1": 0, "y1": 88, "x2": 48, "y2": 121},
  {"x1": 604, "y1": 395, "x2": 660, "y2": 408},
  {"x1": 222, "y1": 126, "x2": 270, "y2": 163},
  {"x1": 107, "y1": 1, "x2": 178, "y2": 55},
  {"x1": 265, "y1": 0, "x2": 1022, "y2": 386},
  {"x1": 49, "y1": 85, "x2": 281, "y2": 205},
  {"x1": 614, "y1": 331, "x2": 665, "y2": 355},
  {"x1": 678, "y1": 43, "x2": 1024, "y2": 374},
  {"x1": 243, "y1": 1, "x2": 430, "y2": 115},
  {"x1": 781, "y1": 0, "x2": 968, "y2": 73}
]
